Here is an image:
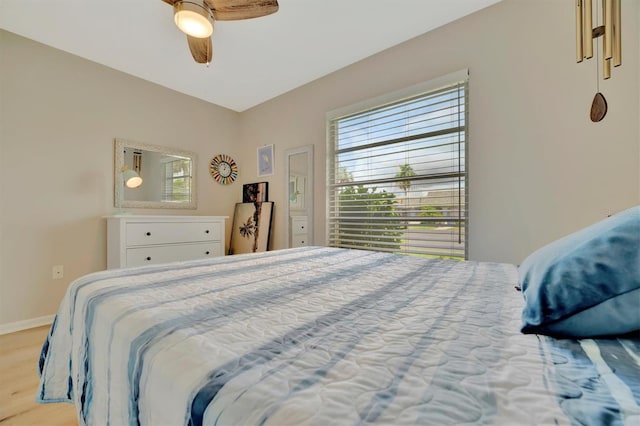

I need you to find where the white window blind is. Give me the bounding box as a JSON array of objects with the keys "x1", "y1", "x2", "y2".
[
  {"x1": 327, "y1": 75, "x2": 468, "y2": 259},
  {"x1": 161, "y1": 157, "x2": 192, "y2": 203}
]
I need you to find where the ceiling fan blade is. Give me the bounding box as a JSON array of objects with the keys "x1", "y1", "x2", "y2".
[
  {"x1": 206, "y1": 0, "x2": 278, "y2": 21},
  {"x1": 161, "y1": 0, "x2": 178, "y2": 6},
  {"x1": 187, "y1": 35, "x2": 213, "y2": 64}
]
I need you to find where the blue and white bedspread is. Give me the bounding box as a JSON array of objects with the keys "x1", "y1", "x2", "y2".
[{"x1": 38, "y1": 246, "x2": 640, "y2": 425}]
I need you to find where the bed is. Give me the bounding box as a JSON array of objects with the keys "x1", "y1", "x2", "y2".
[{"x1": 37, "y1": 235, "x2": 640, "y2": 425}]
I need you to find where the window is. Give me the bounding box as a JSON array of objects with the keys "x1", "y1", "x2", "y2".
[
  {"x1": 327, "y1": 71, "x2": 468, "y2": 259},
  {"x1": 162, "y1": 157, "x2": 192, "y2": 202}
]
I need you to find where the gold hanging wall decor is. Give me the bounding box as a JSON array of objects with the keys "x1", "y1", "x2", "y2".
[
  {"x1": 133, "y1": 151, "x2": 142, "y2": 173},
  {"x1": 576, "y1": 0, "x2": 622, "y2": 122}
]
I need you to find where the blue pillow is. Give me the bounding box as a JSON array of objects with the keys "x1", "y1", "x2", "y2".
[{"x1": 519, "y1": 206, "x2": 640, "y2": 338}]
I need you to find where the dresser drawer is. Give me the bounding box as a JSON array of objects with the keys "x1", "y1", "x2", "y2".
[
  {"x1": 291, "y1": 218, "x2": 307, "y2": 235},
  {"x1": 291, "y1": 234, "x2": 309, "y2": 247},
  {"x1": 126, "y1": 222, "x2": 221, "y2": 246},
  {"x1": 126, "y1": 242, "x2": 222, "y2": 267},
  {"x1": 107, "y1": 215, "x2": 227, "y2": 269}
]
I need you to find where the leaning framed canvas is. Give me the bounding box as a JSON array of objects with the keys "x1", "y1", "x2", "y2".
[
  {"x1": 257, "y1": 144, "x2": 274, "y2": 177},
  {"x1": 242, "y1": 182, "x2": 269, "y2": 203},
  {"x1": 229, "y1": 202, "x2": 274, "y2": 255}
]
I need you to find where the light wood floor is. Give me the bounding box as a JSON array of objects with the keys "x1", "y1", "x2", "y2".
[{"x1": 0, "y1": 326, "x2": 77, "y2": 426}]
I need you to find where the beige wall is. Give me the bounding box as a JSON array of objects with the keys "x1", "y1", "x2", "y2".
[
  {"x1": 0, "y1": 31, "x2": 241, "y2": 326},
  {"x1": 240, "y1": 0, "x2": 640, "y2": 262},
  {"x1": 1, "y1": 0, "x2": 639, "y2": 327}
]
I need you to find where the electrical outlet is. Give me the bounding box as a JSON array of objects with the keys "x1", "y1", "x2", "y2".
[{"x1": 52, "y1": 265, "x2": 64, "y2": 280}]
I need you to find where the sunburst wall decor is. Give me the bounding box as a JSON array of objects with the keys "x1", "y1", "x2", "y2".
[{"x1": 210, "y1": 154, "x2": 238, "y2": 185}]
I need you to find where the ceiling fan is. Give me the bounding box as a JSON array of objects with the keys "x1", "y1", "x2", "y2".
[{"x1": 161, "y1": 0, "x2": 279, "y2": 64}]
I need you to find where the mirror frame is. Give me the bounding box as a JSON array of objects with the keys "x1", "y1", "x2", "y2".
[
  {"x1": 114, "y1": 138, "x2": 198, "y2": 209},
  {"x1": 285, "y1": 145, "x2": 314, "y2": 248}
]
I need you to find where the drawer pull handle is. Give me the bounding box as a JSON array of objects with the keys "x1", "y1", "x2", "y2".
[
  {"x1": 146, "y1": 232, "x2": 151, "y2": 236},
  {"x1": 146, "y1": 256, "x2": 152, "y2": 261},
  {"x1": 205, "y1": 229, "x2": 210, "y2": 233},
  {"x1": 205, "y1": 251, "x2": 210, "y2": 255},
  {"x1": 301, "y1": 226, "x2": 304, "y2": 229}
]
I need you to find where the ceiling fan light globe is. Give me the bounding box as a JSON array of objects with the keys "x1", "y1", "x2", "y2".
[{"x1": 174, "y1": 2, "x2": 213, "y2": 38}]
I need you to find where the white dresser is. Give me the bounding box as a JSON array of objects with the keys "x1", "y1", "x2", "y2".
[
  {"x1": 106, "y1": 215, "x2": 227, "y2": 269},
  {"x1": 290, "y1": 215, "x2": 309, "y2": 248}
]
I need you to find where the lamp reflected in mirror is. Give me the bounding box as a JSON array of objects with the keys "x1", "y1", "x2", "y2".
[{"x1": 122, "y1": 168, "x2": 143, "y2": 189}]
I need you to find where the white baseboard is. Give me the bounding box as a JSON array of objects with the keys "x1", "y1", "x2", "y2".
[{"x1": 0, "y1": 315, "x2": 55, "y2": 335}]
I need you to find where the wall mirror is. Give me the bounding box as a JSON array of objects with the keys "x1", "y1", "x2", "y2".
[
  {"x1": 114, "y1": 138, "x2": 197, "y2": 209},
  {"x1": 285, "y1": 145, "x2": 314, "y2": 248}
]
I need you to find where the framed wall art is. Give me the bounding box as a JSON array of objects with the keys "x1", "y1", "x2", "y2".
[
  {"x1": 257, "y1": 144, "x2": 274, "y2": 177},
  {"x1": 229, "y1": 202, "x2": 274, "y2": 255},
  {"x1": 242, "y1": 182, "x2": 269, "y2": 203}
]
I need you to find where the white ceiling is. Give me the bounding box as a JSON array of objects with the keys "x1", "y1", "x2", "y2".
[{"x1": 0, "y1": 0, "x2": 502, "y2": 112}]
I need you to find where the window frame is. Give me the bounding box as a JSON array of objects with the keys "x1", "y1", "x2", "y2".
[
  {"x1": 325, "y1": 69, "x2": 469, "y2": 259},
  {"x1": 161, "y1": 157, "x2": 193, "y2": 203}
]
